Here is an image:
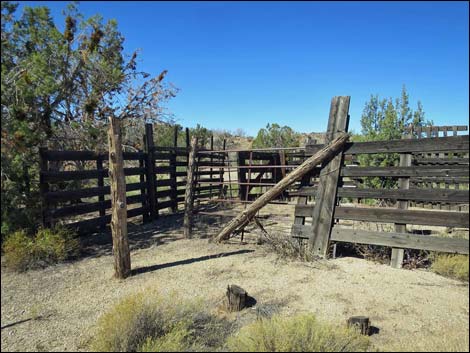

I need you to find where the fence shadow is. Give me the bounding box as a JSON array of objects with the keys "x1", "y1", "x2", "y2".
[
  {"x1": 130, "y1": 249, "x2": 254, "y2": 277},
  {"x1": 79, "y1": 213, "x2": 187, "y2": 259}
]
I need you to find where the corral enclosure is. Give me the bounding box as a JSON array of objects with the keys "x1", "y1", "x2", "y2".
[{"x1": 38, "y1": 97, "x2": 469, "y2": 268}]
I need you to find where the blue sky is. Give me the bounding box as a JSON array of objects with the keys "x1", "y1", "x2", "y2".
[{"x1": 19, "y1": 1, "x2": 469, "y2": 135}]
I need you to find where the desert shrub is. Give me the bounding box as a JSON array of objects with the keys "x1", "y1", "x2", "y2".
[
  {"x1": 226, "y1": 314, "x2": 369, "y2": 352},
  {"x1": 259, "y1": 231, "x2": 315, "y2": 262},
  {"x1": 431, "y1": 254, "x2": 469, "y2": 282},
  {"x1": 2, "y1": 226, "x2": 79, "y2": 271},
  {"x1": 91, "y1": 291, "x2": 233, "y2": 352}
]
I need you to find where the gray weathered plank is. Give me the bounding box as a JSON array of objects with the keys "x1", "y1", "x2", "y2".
[{"x1": 308, "y1": 96, "x2": 350, "y2": 257}]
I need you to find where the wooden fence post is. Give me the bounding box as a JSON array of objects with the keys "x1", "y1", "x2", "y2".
[
  {"x1": 139, "y1": 150, "x2": 149, "y2": 223},
  {"x1": 210, "y1": 135, "x2": 214, "y2": 199},
  {"x1": 108, "y1": 116, "x2": 131, "y2": 279},
  {"x1": 184, "y1": 137, "x2": 198, "y2": 238},
  {"x1": 237, "y1": 152, "x2": 247, "y2": 200},
  {"x1": 308, "y1": 96, "x2": 350, "y2": 257},
  {"x1": 391, "y1": 133, "x2": 412, "y2": 268},
  {"x1": 215, "y1": 133, "x2": 350, "y2": 242},
  {"x1": 39, "y1": 147, "x2": 51, "y2": 228},
  {"x1": 220, "y1": 139, "x2": 226, "y2": 197},
  {"x1": 144, "y1": 123, "x2": 157, "y2": 220},
  {"x1": 171, "y1": 125, "x2": 178, "y2": 213},
  {"x1": 96, "y1": 157, "x2": 106, "y2": 229}
]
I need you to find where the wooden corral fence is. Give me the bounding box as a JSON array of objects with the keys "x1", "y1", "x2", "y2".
[
  {"x1": 406, "y1": 125, "x2": 469, "y2": 211},
  {"x1": 196, "y1": 99, "x2": 469, "y2": 269},
  {"x1": 39, "y1": 124, "x2": 223, "y2": 233},
  {"x1": 39, "y1": 98, "x2": 469, "y2": 270}
]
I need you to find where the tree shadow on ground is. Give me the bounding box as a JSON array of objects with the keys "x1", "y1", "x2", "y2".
[
  {"x1": 130, "y1": 249, "x2": 255, "y2": 277},
  {"x1": 77, "y1": 202, "x2": 241, "y2": 260}
]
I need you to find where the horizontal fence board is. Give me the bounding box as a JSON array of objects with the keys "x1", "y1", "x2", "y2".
[
  {"x1": 156, "y1": 200, "x2": 175, "y2": 210},
  {"x1": 157, "y1": 179, "x2": 176, "y2": 187},
  {"x1": 42, "y1": 150, "x2": 146, "y2": 161},
  {"x1": 330, "y1": 228, "x2": 469, "y2": 254},
  {"x1": 291, "y1": 225, "x2": 469, "y2": 254},
  {"x1": 66, "y1": 207, "x2": 147, "y2": 232},
  {"x1": 341, "y1": 166, "x2": 469, "y2": 178},
  {"x1": 42, "y1": 167, "x2": 145, "y2": 182},
  {"x1": 47, "y1": 194, "x2": 145, "y2": 219},
  {"x1": 45, "y1": 182, "x2": 146, "y2": 202},
  {"x1": 290, "y1": 187, "x2": 469, "y2": 203},
  {"x1": 410, "y1": 177, "x2": 469, "y2": 184},
  {"x1": 153, "y1": 152, "x2": 172, "y2": 160},
  {"x1": 306, "y1": 135, "x2": 469, "y2": 155},
  {"x1": 153, "y1": 146, "x2": 188, "y2": 153},
  {"x1": 155, "y1": 166, "x2": 172, "y2": 174},
  {"x1": 414, "y1": 157, "x2": 469, "y2": 165},
  {"x1": 295, "y1": 205, "x2": 469, "y2": 228},
  {"x1": 156, "y1": 190, "x2": 173, "y2": 198}
]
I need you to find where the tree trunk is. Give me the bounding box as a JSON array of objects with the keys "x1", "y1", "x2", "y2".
[
  {"x1": 108, "y1": 116, "x2": 131, "y2": 279},
  {"x1": 184, "y1": 137, "x2": 198, "y2": 238},
  {"x1": 214, "y1": 133, "x2": 350, "y2": 242},
  {"x1": 347, "y1": 316, "x2": 370, "y2": 335},
  {"x1": 225, "y1": 285, "x2": 248, "y2": 312}
]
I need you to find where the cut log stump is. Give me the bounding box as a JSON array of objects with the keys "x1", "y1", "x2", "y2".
[
  {"x1": 347, "y1": 316, "x2": 370, "y2": 335},
  {"x1": 225, "y1": 285, "x2": 248, "y2": 312}
]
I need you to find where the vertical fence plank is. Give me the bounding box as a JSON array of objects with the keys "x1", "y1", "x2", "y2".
[
  {"x1": 171, "y1": 126, "x2": 178, "y2": 213},
  {"x1": 108, "y1": 116, "x2": 131, "y2": 279},
  {"x1": 139, "y1": 150, "x2": 149, "y2": 223},
  {"x1": 308, "y1": 96, "x2": 350, "y2": 257},
  {"x1": 144, "y1": 123, "x2": 157, "y2": 220},
  {"x1": 96, "y1": 157, "x2": 106, "y2": 229},
  {"x1": 220, "y1": 139, "x2": 226, "y2": 198},
  {"x1": 209, "y1": 135, "x2": 214, "y2": 200},
  {"x1": 184, "y1": 137, "x2": 198, "y2": 238},
  {"x1": 237, "y1": 152, "x2": 247, "y2": 200},
  {"x1": 39, "y1": 147, "x2": 51, "y2": 228},
  {"x1": 391, "y1": 133, "x2": 412, "y2": 268}
]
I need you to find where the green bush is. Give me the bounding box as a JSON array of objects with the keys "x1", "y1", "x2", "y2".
[
  {"x1": 2, "y1": 226, "x2": 80, "y2": 271},
  {"x1": 431, "y1": 254, "x2": 469, "y2": 282},
  {"x1": 226, "y1": 314, "x2": 369, "y2": 352},
  {"x1": 91, "y1": 291, "x2": 233, "y2": 352}
]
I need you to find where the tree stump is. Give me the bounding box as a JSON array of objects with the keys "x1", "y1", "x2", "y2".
[
  {"x1": 225, "y1": 285, "x2": 248, "y2": 312},
  {"x1": 347, "y1": 316, "x2": 370, "y2": 335}
]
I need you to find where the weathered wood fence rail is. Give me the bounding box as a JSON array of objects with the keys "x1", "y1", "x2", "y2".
[
  {"x1": 39, "y1": 124, "x2": 224, "y2": 233},
  {"x1": 39, "y1": 109, "x2": 469, "y2": 268}
]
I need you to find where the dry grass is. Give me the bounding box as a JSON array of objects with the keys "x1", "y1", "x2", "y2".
[
  {"x1": 431, "y1": 254, "x2": 469, "y2": 282},
  {"x1": 227, "y1": 314, "x2": 369, "y2": 352},
  {"x1": 2, "y1": 226, "x2": 80, "y2": 272},
  {"x1": 90, "y1": 290, "x2": 233, "y2": 352},
  {"x1": 1, "y1": 213, "x2": 468, "y2": 352}
]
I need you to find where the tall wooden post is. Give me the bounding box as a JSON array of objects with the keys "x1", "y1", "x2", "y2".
[
  {"x1": 139, "y1": 150, "x2": 148, "y2": 223},
  {"x1": 184, "y1": 137, "x2": 198, "y2": 238},
  {"x1": 185, "y1": 128, "x2": 190, "y2": 154},
  {"x1": 308, "y1": 96, "x2": 350, "y2": 257},
  {"x1": 391, "y1": 133, "x2": 412, "y2": 268},
  {"x1": 171, "y1": 125, "x2": 178, "y2": 213},
  {"x1": 108, "y1": 116, "x2": 131, "y2": 279},
  {"x1": 209, "y1": 135, "x2": 214, "y2": 199},
  {"x1": 144, "y1": 123, "x2": 157, "y2": 220},
  {"x1": 216, "y1": 133, "x2": 350, "y2": 242},
  {"x1": 220, "y1": 139, "x2": 226, "y2": 197},
  {"x1": 96, "y1": 157, "x2": 106, "y2": 229},
  {"x1": 39, "y1": 147, "x2": 51, "y2": 228}
]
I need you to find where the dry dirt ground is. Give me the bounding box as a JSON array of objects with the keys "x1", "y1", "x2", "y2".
[{"x1": 1, "y1": 209, "x2": 469, "y2": 352}]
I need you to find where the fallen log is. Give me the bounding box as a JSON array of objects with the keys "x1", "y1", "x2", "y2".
[{"x1": 213, "y1": 132, "x2": 350, "y2": 242}]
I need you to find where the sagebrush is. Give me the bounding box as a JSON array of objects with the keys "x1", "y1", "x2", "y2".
[
  {"x1": 227, "y1": 314, "x2": 369, "y2": 352},
  {"x1": 2, "y1": 226, "x2": 80, "y2": 271},
  {"x1": 91, "y1": 291, "x2": 233, "y2": 352},
  {"x1": 431, "y1": 254, "x2": 469, "y2": 282}
]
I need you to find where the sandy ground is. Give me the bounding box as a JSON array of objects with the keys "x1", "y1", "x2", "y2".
[{"x1": 1, "y1": 211, "x2": 469, "y2": 352}]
